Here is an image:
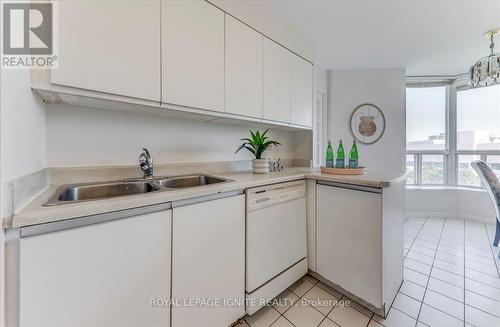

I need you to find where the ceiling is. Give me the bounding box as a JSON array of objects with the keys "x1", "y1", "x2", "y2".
[{"x1": 265, "y1": 0, "x2": 500, "y2": 76}]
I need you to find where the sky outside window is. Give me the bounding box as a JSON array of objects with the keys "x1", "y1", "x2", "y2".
[
  {"x1": 457, "y1": 85, "x2": 500, "y2": 151},
  {"x1": 406, "y1": 87, "x2": 446, "y2": 151}
]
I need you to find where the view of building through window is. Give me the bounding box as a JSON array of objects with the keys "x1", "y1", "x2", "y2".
[{"x1": 406, "y1": 84, "x2": 500, "y2": 187}]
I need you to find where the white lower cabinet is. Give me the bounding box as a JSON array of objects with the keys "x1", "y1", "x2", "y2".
[
  {"x1": 172, "y1": 194, "x2": 245, "y2": 327},
  {"x1": 18, "y1": 210, "x2": 172, "y2": 327},
  {"x1": 315, "y1": 181, "x2": 404, "y2": 317},
  {"x1": 317, "y1": 184, "x2": 383, "y2": 308}
]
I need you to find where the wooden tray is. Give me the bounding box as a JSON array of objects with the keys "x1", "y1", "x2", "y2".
[{"x1": 320, "y1": 166, "x2": 366, "y2": 175}]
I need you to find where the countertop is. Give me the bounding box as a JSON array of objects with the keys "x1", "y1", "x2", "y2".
[{"x1": 10, "y1": 167, "x2": 405, "y2": 229}]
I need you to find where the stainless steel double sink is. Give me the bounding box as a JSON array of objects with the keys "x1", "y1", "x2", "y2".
[{"x1": 43, "y1": 175, "x2": 231, "y2": 206}]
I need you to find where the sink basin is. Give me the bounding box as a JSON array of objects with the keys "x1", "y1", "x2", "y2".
[
  {"x1": 44, "y1": 181, "x2": 160, "y2": 206},
  {"x1": 43, "y1": 174, "x2": 231, "y2": 206},
  {"x1": 154, "y1": 175, "x2": 229, "y2": 188}
]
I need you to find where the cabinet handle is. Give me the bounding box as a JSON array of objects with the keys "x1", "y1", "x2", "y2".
[{"x1": 317, "y1": 181, "x2": 382, "y2": 194}]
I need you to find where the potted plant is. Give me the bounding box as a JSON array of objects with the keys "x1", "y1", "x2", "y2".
[{"x1": 235, "y1": 129, "x2": 280, "y2": 174}]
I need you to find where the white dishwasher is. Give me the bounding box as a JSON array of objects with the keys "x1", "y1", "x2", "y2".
[{"x1": 246, "y1": 180, "x2": 308, "y2": 315}]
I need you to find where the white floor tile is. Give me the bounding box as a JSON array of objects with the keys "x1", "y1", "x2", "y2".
[
  {"x1": 465, "y1": 278, "x2": 500, "y2": 302},
  {"x1": 303, "y1": 285, "x2": 339, "y2": 315},
  {"x1": 328, "y1": 304, "x2": 370, "y2": 327},
  {"x1": 272, "y1": 289, "x2": 299, "y2": 314},
  {"x1": 316, "y1": 282, "x2": 343, "y2": 299},
  {"x1": 465, "y1": 304, "x2": 500, "y2": 327},
  {"x1": 411, "y1": 245, "x2": 437, "y2": 257},
  {"x1": 437, "y1": 246, "x2": 464, "y2": 258},
  {"x1": 344, "y1": 297, "x2": 373, "y2": 318},
  {"x1": 405, "y1": 268, "x2": 430, "y2": 287},
  {"x1": 435, "y1": 251, "x2": 464, "y2": 266},
  {"x1": 406, "y1": 250, "x2": 435, "y2": 265},
  {"x1": 288, "y1": 277, "x2": 315, "y2": 297},
  {"x1": 465, "y1": 290, "x2": 500, "y2": 318},
  {"x1": 466, "y1": 246, "x2": 495, "y2": 258},
  {"x1": 433, "y1": 258, "x2": 464, "y2": 276},
  {"x1": 465, "y1": 260, "x2": 499, "y2": 277},
  {"x1": 304, "y1": 274, "x2": 319, "y2": 284},
  {"x1": 239, "y1": 319, "x2": 251, "y2": 327},
  {"x1": 367, "y1": 319, "x2": 384, "y2": 327},
  {"x1": 466, "y1": 251, "x2": 496, "y2": 265},
  {"x1": 414, "y1": 239, "x2": 438, "y2": 250},
  {"x1": 284, "y1": 302, "x2": 324, "y2": 327},
  {"x1": 418, "y1": 304, "x2": 463, "y2": 327},
  {"x1": 318, "y1": 317, "x2": 340, "y2": 327},
  {"x1": 465, "y1": 268, "x2": 500, "y2": 288},
  {"x1": 440, "y1": 238, "x2": 464, "y2": 246},
  {"x1": 400, "y1": 280, "x2": 426, "y2": 301},
  {"x1": 423, "y1": 289, "x2": 464, "y2": 320},
  {"x1": 373, "y1": 308, "x2": 416, "y2": 327},
  {"x1": 392, "y1": 293, "x2": 421, "y2": 319},
  {"x1": 427, "y1": 277, "x2": 464, "y2": 302},
  {"x1": 270, "y1": 317, "x2": 294, "y2": 327},
  {"x1": 404, "y1": 258, "x2": 432, "y2": 275},
  {"x1": 430, "y1": 267, "x2": 464, "y2": 287},
  {"x1": 244, "y1": 306, "x2": 280, "y2": 327},
  {"x1": 417, "y1": 235, "x2": 440, "y2": 244}
]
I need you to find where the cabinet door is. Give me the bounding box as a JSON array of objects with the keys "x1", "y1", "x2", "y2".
[
  {"x1": 51, "y1": 0, "x2": 160, "y2": 101},
  {"x1": 225, "y1": 15, "x2": 263, "y2": 118},
  {"x1": 316, "y1": 184, "x2": 383, "y2": 307},
  {"x1": 291, "y1": 55, "x2": 313, "y2": 127},
  {"x1": 172, "y1": 195, "x2": 245, "y2": 327},
  {"x1": 163, "y1": 0, "x2": 224, "y2": 112},
  {"x1": 19, "y1": 210, "x2": 171, "y2": 327},
  {"x1": 263, "y1": 38, "x2": 291, "y2": 123}
]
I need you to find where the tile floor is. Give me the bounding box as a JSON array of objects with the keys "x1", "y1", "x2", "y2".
[{"x1": 238, "y1": 218, "x2": 500, "y2": 327}]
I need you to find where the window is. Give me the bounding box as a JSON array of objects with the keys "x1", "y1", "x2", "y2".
[
  {"x1": 421, "y1": 155, "x2": 445, "y2": 184},
  {"x1": 407, "y1": 87, "x2": 447, "y2": 151},
  {"x1": 457, "y1": 155, "x2": 481, "y2": 187},
  {"x1": 457, "y1": 85, "x2": 500, "y2": 151},
  {"x1": 406, "y1": 84, "x2": 500, "y2": 188},
  {"x1": 406, "y1": 154, "x2": 415, "y2": 184},
  {"x1": 486, "y1": 155, "x2": 500, "y2": 178}
]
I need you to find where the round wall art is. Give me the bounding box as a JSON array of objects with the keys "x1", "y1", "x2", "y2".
[{"x1": 349, "y1": 103, "x2": 386, "y2": 144}]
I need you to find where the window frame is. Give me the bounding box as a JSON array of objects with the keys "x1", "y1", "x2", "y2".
[{"x1": 406, "y1": 82, "x2": 500, "y2": 188}]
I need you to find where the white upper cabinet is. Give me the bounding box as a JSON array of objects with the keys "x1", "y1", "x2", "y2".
[
  {"x1": 225, "y1": 15, "x2": 263, "y2": 118},
  {"x1": 162, "y1": 0, "x2": 224, "y2": 112},
  {"x1": 263, "y1": 38, "x2": 291, "y2": 123},
  {"x1": 291, "y1": 54, "x2": 313, "y2": 127},
  {"x1": 51, "y1": 1, "x2": 160, "y2": 101}
]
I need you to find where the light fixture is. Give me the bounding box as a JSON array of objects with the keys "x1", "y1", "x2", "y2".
[{"x1": 470, "y1": 28, "x2": 500, "y2": 88}]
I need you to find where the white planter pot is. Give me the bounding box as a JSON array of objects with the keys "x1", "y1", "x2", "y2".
[{"x1": 252, "y1": 158, "x2": 270, "y2": 174}]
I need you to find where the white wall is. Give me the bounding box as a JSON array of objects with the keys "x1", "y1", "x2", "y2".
[
  {"x1": 46, "y1": 104, "x2": 298, "y2": 167},
  {"x1": 406, "y1": 187, "x2": 496, "y2": 224},
  {"x1": 328, "y1": 68, "x2": 406, "y2": 173},
  {"x1": 1, "y1": 69, "x2": 47, "y2": 327},
  {"x1": 1, "y1": 70, "x2": 47, "y2": 204}
]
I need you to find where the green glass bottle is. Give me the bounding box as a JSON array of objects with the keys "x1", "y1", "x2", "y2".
[
  {"x1": 336, "y1": 139, "x2": 345, "y2": 168},
  {"x1": 326, "y1": 140, "x2": 334, "y2": 168},
  {"x1": 349, "y1": 139, "x2": 359, "y2": 168}
]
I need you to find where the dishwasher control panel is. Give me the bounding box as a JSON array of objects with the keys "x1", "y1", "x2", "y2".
[{"x1": 246, "y1": 180, "x2": 306, "y2": 211}]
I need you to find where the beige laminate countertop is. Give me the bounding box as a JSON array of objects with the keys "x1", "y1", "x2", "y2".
[{"x1": 10, "y1": 168, "x2": 404, "y2": 229}]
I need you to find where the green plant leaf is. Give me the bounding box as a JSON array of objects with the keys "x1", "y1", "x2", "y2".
[{"x1": 235, "y1": 129, "x2": 280, "y2": 159}]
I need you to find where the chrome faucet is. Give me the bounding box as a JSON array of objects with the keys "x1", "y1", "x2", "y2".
[{"x1": 138, "y1": 148, "x2": 154, "y2": 179}]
